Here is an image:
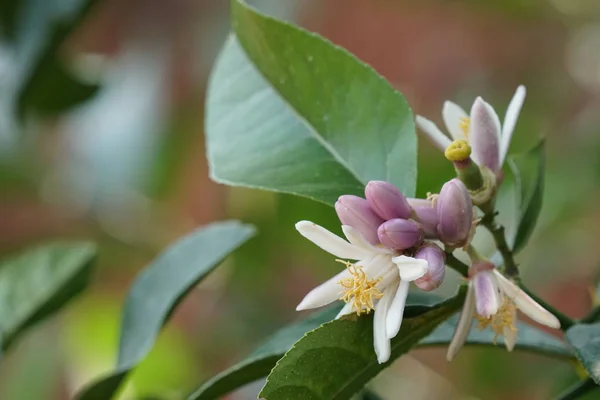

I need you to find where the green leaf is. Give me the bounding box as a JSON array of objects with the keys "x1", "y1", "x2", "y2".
[
  {"x1": 258, "y1": 288, "x2": 465, "y2": 400},
  {"x1": 508, "y1": 139, "x2": 545, "y2": 252},
  {"x1": 205, "y1": 0, "x2": 417, "y2": 206},
  {"x1": 188, "y1": 306, "x2": 340, "y2": 400},
  {"x1": 76, "y1": 220, "x2": 256, "y2": 400},
  {"x1": 3, "y1": 0, "x2": 100, "y2": 121},
  {"x1": 565, "y1": 322, "x2": 600, "y2": 385},
  {"x1": 421, "y1": 314, "x2": 573, "y2": 359},
  {"x1": 0, "y1": 241, "x2": 97, "y2": 350}
]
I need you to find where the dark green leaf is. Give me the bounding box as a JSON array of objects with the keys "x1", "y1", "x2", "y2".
[
  {"x1": 206, "y1": 0, "x2": 417, "y2": 206},
  {"x1": 188, "y1": 306, "x2": 340, "y2": 400},
  {"x1": 76, "y1": 220, "x2": 256, "y2": 400},
  {"x1": 508, "y1": 139, "x2": 545, "y2": 252},
  {"x1": 565, "y1": 322, "x2": 600, "y2": 385},
  {"x1": 188, "y1": 292, "x2": 442, "y2": 400},
  {"x1": 421, "y1": 314, "x2": 572, "y2": 359},
  {"x1": 258, "y1": 288, "x2": 466, "y2": 400},
  {"x1": 0, "y1": 241, "x2": 97, "y2": 350}
]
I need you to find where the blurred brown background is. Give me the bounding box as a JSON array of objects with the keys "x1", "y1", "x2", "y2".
[{"x1": 1, "y1": 0, "x2": 599, "y2": 399}]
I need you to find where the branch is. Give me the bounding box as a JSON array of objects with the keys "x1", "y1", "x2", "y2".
[{"x1": 445, "y1": 253, "x2": 469, "y2": 278}]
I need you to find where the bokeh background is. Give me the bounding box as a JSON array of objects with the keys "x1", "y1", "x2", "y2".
[{"x1": 1, "y1": 0, "x2": 600, "y2": 399}]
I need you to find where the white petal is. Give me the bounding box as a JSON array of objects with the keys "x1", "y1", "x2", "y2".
[
  {"x1": 493, "y1": 270, "x2": 561, "y2": 329},
  {"x1": 415, "y1": 116, "x2": 452, "y2": 151},
  {"x1": 500, "y1": 85, "x2": 526, "y2": 166},
  {"x1": 442, "y1": 101, "x2": 469, "y2": 141},
  {"x1": 392, "y1": 255, "x2": 428, "y2": 281},
  {"x1": 386, "y1": 279, "x2": 409, "y2": 339},
  {"x1": 469, "y1": 97, "x2": 502, "y2": 170},
  {"x1": 295, "y1": 221, "x2": 369, "y2": 260},
  {"x1": 373, "y1": 284, "x2": 396, "y2": 364},
  {"x1": 447, "y1": 283, "x2": 476, "y2": 361},
  {"x1": 503, "y1": 309, "x2": 518, "y2": 351},
  {"x1": 336, "y1": 301, "x2": 354, "y2": 319},
  {"x1": 296, "y1": 269, "x2": 349, "y2": 311},
  {"x1": 342, "y1": 225, "x2": 389, "y2": 255}
]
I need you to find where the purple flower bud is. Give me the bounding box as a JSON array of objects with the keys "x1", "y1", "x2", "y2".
[
  {"x1": 377, "y1": 219, "x2": 422, "y2": 251},
  {"x1": 470, "y1": 97, "x2": 501, "y2": 172},
  {"x1": 335, "y1": 195, "x2": 383, "y2": 245},
  {"x1": 436, "y1": 179, "x2": 473, "y2": 248},
  {"x1": 365, "y1": 181, "x2": 411, "y2": 220},
  {"x1": 413, "y1": 243, "x2": 446, "y2": 291},
  {"x1": 472, "y1": 266, "x2": 499, "y2": 318},
  {"x1": 407, "y1": 198, "x2": 439, "y2": 238}
]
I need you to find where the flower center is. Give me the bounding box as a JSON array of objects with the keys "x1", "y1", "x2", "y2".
[
  {"x1": 475, "y1": 298, "x2": 517, "y2": 343},
  {"x1": 459, "y1": 117, "x2": 471, "y2": 137},
  {"x1": 337, "y1": 260, "x2": 383, "y2": 315}
]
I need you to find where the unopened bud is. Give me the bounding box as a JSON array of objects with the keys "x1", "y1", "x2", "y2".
[
  {"x1": 335, "y1": 195, "x2": 383, "y2": 245},
  {"x1": 377, "y1": 219, "x2": 422, "y2": 251},
  {"x1": 365, "y1": 180, "x2": 411, "y2": 220},
  {"x1": 437, "y1": 179, "x2": 473, "y2": 248},
  {"x1": 413, "y1": 243, "x2": 446, "y2": 291},
  {"x1": 470, "y1": 97, "x2": 501, "y2": 172},
  {"x1": 407, "y1": 198, "x2": 438, "y2": 238}
]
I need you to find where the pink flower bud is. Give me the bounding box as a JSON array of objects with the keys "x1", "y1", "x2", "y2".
[
  {"x1": 436, "y1": 179, "x2": 473, "y2": 248},
  {"x1": 470, "y1": 97, "x2": 501, "y2": 172},
  {"x1": 413, "y1": 243, "x2": 446, "y2": 291},
  {"x1": 377, "y1": 219, "x2": 422, "y2": 251},
  {"x1": 335, "y1": 195, "x2": 383, "y2": 245},
  {"x1": 365, "y1": 180, "x2": 411, "y2": 220},
  {"x1": 407, "y1": 198, "x2": 439, "y2": 238}
]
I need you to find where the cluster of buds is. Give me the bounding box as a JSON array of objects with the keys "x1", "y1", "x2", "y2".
[{"x1": 295, "y1": 178, "x2": 475, "y2": 363}]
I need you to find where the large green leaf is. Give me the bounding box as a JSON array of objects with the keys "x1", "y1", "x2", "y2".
[
  {"x1": 565, "y1": 322, "x2": 600, "y2": 385},
  {"x1": 188, "y1": 306, "x2": 340, "y2": 400},
  {"x1": 0, "y1": 241, "x2": 96, "y2": 350},
  {"x1": 3, "y1": 0, "x2": 100, "y2": 121},
  {"x1": 205, "y1": 0, "x2": 417, "y2": 206},
  {"x1": 190, "y1": 291, "x2": 572, "y2": 400},
  {"x1": 508, "y1": 139, "x2": 545, "y2": 252},
  {"x1": 76, "y1": 221, "x2": 255, "y2": 400},
  {"x1": 421, "y1": 314, "x2": 572, "y2": 359},
  {"x1": 258, "y1": 289, "x2": 465, "y2": 400}
]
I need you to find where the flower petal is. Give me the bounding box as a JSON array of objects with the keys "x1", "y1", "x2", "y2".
[
  {"x1": 447, "y1": 283, "x2": 476, "y2": 361},
  {"x1": 500, "y1": 85, "x2": 526, "y2": 166},
  {"x1": 473, "y1": 270, "x2": 500, "y2": 318},
  {"x1": 296, "y1": 221, "x2": 369, "y2": 260},
  {"x1": 503, "y1": 308, "x2": 518, "y2": 352},
  {"x1": 470, "y1": 97, "x2": 502, "y2": 171},
  {"x1": 342, "y1": 225, "x2": 389, "y2": 255},
  {"x1": 442, "y1": 101, "x2": 469, "y2": 141},
  {"x1": 392, "y1": 255, "x2": 428, "y2": 281},
  {"x1": 415, "y1": 116, "x2": 452, "y2": 152},
  {"x1": 296, "y1": 269, "x2": 350, "y2": 311},
  {"x1": 373, "y1": 283, "x2": 396, "y2": 364},
  {"x1": 386, "y1": 279, "x2": 410, "y2": 339},
  {"x1": 493, "y1": 270, "x2": 560, "y2": 329}
]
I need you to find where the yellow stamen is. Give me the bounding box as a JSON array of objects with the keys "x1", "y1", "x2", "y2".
[
  {"x1": 337, "y1": 260, "x2": 383, "y2": 315},
  {"x1": 444, "y1": 139, "x2": 471, "y2": 162},
  {"x1": 475, "y1": 298, "x2": 517, "y2": 344},
  {"x1": 459, "y1": 117, "x2": 471, "y2": 137}
]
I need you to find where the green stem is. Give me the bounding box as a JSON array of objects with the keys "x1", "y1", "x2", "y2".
[
  {"x1": 516, "y1": 279, "x2": 575, "y2": 330},
  {"x1": 480, "y1": 215, "x2": 519, "y2": 278},
  {"x1": 555, "y1": 378, "x2": 598, "y2": 400},
  {"x1": 445, "y1": 253, "x2": 469, "y2": 278}
]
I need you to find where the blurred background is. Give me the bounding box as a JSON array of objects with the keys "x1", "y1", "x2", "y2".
[{"x1": 1, "y1": 0, "x2": 599, "y2": 399}]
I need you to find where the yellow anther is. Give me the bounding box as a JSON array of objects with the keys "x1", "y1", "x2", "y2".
[
  {"x1": 444, "y1": 139, "x2": 472, "y2": 162},
  {"x1": 459, "y1": 117, "x2": 471, "y2": 137},
  {"x1": 336, "y1": 260, "x2": 383, "y2": 315},
  {"x1": 475, "y1": 298, "x2": 517, "y2": 344}
]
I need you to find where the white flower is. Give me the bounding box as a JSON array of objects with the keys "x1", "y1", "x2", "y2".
[
  {"x1": 416, "y1": 85, "x2": 526, "y2": 172},
  {"x1": 295, "y1": 221, "x2": 428, "y2": 364},
  {"x1": 446, "y1": 266, "x2": 560, "y2": 361}
]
